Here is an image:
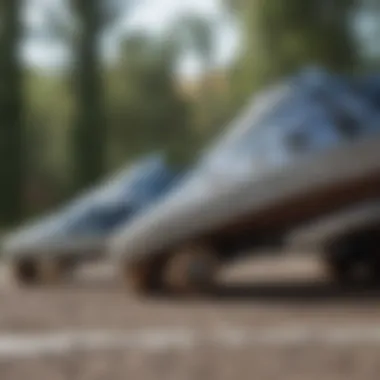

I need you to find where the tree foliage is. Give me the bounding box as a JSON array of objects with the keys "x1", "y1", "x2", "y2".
[
  {"x1": 230, "y1": 0, "x2": 358, "y2": 103},
  {"x1": 107, "y1": 33, "x2": 195, "y2": 169},
  {"x1": 1, "y1": 0, "x2": 374, "y2": 225}
]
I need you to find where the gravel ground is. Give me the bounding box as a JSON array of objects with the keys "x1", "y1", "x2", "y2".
[
  {"x1": 1, "y1": 346, "x2": 380, "y2": 380},
  {"x1": 0, "y1": 254, "x2": 379, "y2": 379}
]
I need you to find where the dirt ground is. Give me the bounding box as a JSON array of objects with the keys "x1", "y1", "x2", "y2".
[
  {"x1": 1, "y1": 345, "x2": 380, "y2": 380},
  {"x1": 0, "y1": 253, "x2": 380, "y2": 380}
]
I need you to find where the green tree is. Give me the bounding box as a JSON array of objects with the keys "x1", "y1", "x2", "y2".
[
  {"x1": 45, "y1": 0, "x2": 134, "y2": 191},
  {"x1": 107, "y1": 33, "x2": 194, "y2": 169},
  {"x1": 228, "y1": 0, "x2": 358, "y2": 103},
  {"x1": 175, "y1": 14, "x2": 217, "y2": 74},
  {"x1": 0, "y1": 0, "x2": 25, "y2": 225},
  {"x1": 37, "y1": 0, "x2": 136, "y2": 192},
  {"x1": 169, "y1": 14, "x2": 230, "y2": 145},
  {"x1": 25, "y1": 71, "x2": 73, "y2": 188},
  {"x1": 69, "y1": 0, "x2": 108, "y2": 192}
]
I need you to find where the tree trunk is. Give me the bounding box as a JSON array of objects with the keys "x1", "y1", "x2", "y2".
[
  {"x1": 0, "y1": 0, "x2": 25, "y2": 225},
  {"x1": 71, "y1": 0, "x2": 106, "y2": 191}
]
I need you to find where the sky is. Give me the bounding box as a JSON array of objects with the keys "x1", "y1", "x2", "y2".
[
  {"x1": 23, "y1": 0, "x2": 379, "y2": 76},
  {"x1": 24, "y1": 0, "x2": 239, "y2": 78}
]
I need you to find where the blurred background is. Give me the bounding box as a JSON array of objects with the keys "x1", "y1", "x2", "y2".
[
  {"x1": 1, "y1": 2, "x2": 380, "y2": 380},
  {"x1": 0, "y1": 0, "x2": 379, "y2": 228}
]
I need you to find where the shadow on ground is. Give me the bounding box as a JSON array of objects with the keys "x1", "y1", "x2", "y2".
[
  {"x1": 209, "y1": 280, "x2": 380, "y2": 305},
  {"x1": 22, "y1": 272, "x2": 380, "y2": 306}
]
